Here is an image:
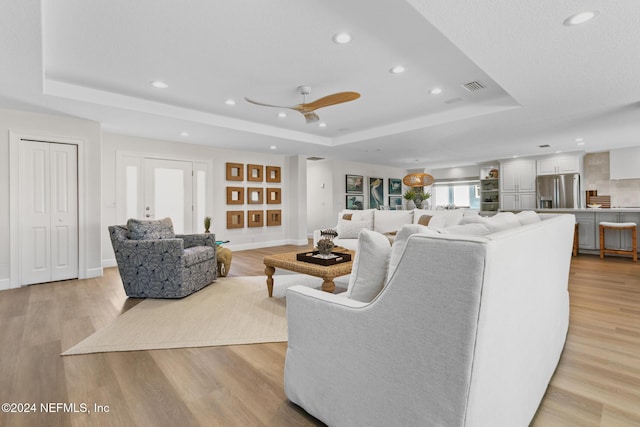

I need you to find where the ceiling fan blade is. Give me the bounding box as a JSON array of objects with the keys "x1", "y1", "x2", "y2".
[
  {"x1": 303, "y1": 112, "x2": 320, "y2": 124},
  {"x1": 244, "y1": 97, "x2": 292, "y2": 109},
  {"x1": 302, "y1": 92, "x2": 360, "y2": 112}
]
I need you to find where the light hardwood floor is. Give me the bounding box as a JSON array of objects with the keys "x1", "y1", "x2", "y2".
[{"x1": 0, "y1": 245, "x2": 638, "y2": 427}]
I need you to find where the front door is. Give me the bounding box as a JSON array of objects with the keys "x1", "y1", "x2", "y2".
[{"x1": 143, "y1": 158, "x2": 194, "y2": 234}]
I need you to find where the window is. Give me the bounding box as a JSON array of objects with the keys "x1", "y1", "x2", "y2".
[{"x1": 432, "y1": 180, "x2": 480, "y2": 209}]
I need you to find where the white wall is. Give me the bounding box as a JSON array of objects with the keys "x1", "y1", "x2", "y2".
[
  {"x1": 0, "y1": 108, "x2": 102, "y2": 285},
  {"x1": 306, "y1": 158, "x2": 407, "y2": 233},
  {"x1": 101, "y1": 133, "x2": 307, "y2": 265}
]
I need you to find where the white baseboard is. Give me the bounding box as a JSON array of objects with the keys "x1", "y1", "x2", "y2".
[
  {"x1": 102, "y1": 258, "x2": 117, "y2": 268},
  {"x1": 85, "y1": 267, "x2": 104, "y2": 278},
  {"x1": 0, "y1": 278, "x2": 10, "y2": 291}
]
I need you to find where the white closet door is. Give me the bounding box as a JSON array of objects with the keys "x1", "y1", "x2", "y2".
[
  {"x1": 19, "y1": 140, "x2": 78, "y2": 285},
  {"x1": 143, "y1": 158, "x2": 193, "y2": 234}
]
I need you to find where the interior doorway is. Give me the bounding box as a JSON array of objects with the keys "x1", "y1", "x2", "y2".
[{"x1": 18, "y1": 140, "x2": 79, "y2": 285}]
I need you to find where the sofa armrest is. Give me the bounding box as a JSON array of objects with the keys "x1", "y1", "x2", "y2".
[
  {"x1": 286, "y1": 285, "x2": 368, "y2": 309},
  {"x1": 176, "y1": 233, "x2": 216, "y2": 249}
]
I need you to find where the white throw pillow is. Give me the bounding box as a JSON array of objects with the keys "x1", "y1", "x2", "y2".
[
  {"x1": 336, "y1": 218, "x2": 373, "y2": 239},
  {"x1": 442, "y1": 223, "x2": 491, "y2": 236},
  {"x1": 483, "y1": 212, "x2": 521, "y2": 233},
  {"x1": 386, "y1": 224, "x2": 437, "y2": 281},
  {"x1": 516, "y1": 210, "x2": 542, "y2": 226},
  {"x1": 347, "y1": 229, "x2": 392, "y2": 302},
  {"x1": 374, "y1": 210, "x2": 414, "y2": 234},
  {"x1": 337, "y1": 209, "x2": 375, "y2": 224}
]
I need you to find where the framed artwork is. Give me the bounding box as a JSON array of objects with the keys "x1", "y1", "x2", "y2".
[
  {"x1": 226, "y1": 187, "x2": 244, "y2": 205},
  {"x1": 266, "y1": 209, "x2": 282, "y2": 226},
  {"x1": 389, "y1": 178, "x2": 402, "y2": 195},
  {"x1": 266, "y1": 188, "x2": 281, "y2": 204},
  {"x1": 247, "y1": 210, "x2": 264, "y2": 227},
  {"x1": 346, "y1": 195, "x2": 364, "y2": 210},
  {"x1": 226, "y1": 211, "x2": 244, "y2": 229},
  {"x1": 247, "y1": 187, "x2": 264, "y2": 204},
  {"x1": 345, "y1": 174, "x2": 364, "y2": 194},
  {"x1": 369, "y1": 177, "x2": 384, "y2": 209},
  {"x1": 247, "y1": 164, "x2": 263, "y2": 182},
  {"x1": 266, "y1": 166, "x2": 281, "y2": 183},
  {"x1": 389, "y1": 196, "x2": 403, "y2": 210},
  {"x1": 226, "y1": 162, "x2": 244, "y2": 181}
]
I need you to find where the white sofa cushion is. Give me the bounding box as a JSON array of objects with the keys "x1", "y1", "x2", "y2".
[
  {"x1": 414, "y1": 209, "x2": 465, "y2": 230},
  {"x1": 483, "y1": 212, "x2": 521, "y2": 233},
  {"x1": 338, "y1": 209, "x2": 375, "y2": 224},
  {"x1": 387, "y1": 224, "x2": 438, "y2": 281},
  {"x1": 373, "y1": 210, "x2": 414, "y2": 234},
  {"x1": 336, "y1": 218, "x2": 373, "y2": 239},
  {"x1": 443, "y1": 223, "x2": 491, "y2": 236},
  {"x1": 516, "y1": 210, "x2": 542, "y2": 226},
  {"x1": 346, "y1": 229, "x2": 392, "y2": 302}
]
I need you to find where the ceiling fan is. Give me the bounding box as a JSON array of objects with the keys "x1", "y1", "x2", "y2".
[{"x1": 245, "y1": 85, "x2": 360, "y2": 124}]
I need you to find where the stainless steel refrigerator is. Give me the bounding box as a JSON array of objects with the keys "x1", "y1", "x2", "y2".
[{"x1": 536, "y1": 173, "x2": 580, "y2": 209}]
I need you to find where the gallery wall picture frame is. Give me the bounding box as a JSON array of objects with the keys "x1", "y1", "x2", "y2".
[
  {"x1": 247, "y1": 210, "x2": 264, "y2": 227},
  {"x1": 226, "y1": 162, "x2": 244, "y2": 181},
  {"x1": 226, "y1": 211, "x2": 244, "y2": 229},
  {"x1": 346, "y1": 195, "x2": 364, "y2": 210},
  {"x1": 389, "y1": 196, "x2": 403, "y2": 210},
  {"x1": 389, "y1": 178, "x2": 402, "y2": 195},
  {"x1": 266, "y1": 209, "x2": 282, "y2": 226},
  {"x1": 247, "y1": 187, "x2": 264, "y2": 204},
  {"x1": 266, "y1": 187, "x2": 281, "y2": 204},
  {"x1": 247, "y1": 164, "x2": 264, "y2": 182},
  {"x1": 226, "y1": 187, "x2": 244, "y2": 205},
  {"x1": 346, "y1": 174, "x2": 364, "y2": 194},
  {"x1": 266, "y1": 166, "x2": 281, "y2": 183},
  {"x1": 369, "y1": 177, "x2": 384, "y2": 210}
]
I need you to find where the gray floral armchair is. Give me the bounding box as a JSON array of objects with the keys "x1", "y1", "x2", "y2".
[{"x1": 109, "y1": 218, "x2": 217, "y2": 298}]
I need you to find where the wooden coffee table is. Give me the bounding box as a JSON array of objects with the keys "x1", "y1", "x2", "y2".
[{"x1": 263, "y1": 248, "x2": 354, "y2": 297}]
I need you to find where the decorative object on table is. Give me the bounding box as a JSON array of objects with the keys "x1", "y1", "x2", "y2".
[
  {"x1": 402, "y1": 172, "x2": 435, "y2": 187},
  {"x1": 403, "y1": 189, "x2": 417, "y2": 209},
  {"x1": 388, "y1": 178, "x2": 402, "y2": 195},
  {"x1": 346, "y1": 195, "x2": 364, "y2": 210},
  {"x1": 296, "y1": 251, "x2": 352, "y2": 266},
  {"x1": 415, "y1": 191, "x2": 431, "y2": 209},
  {"x1": 204, "y1": 216, "x2": 212, "y2": 233},
  {"x1": 317, "y1": 228, "x2": 338, "y2": 255},
  {"x1": 489, "y1": 168, "x2": 499, "y2": 179},
  {"x1": 346, "y1": 174, "x2": 364, "y2": 194},
  {"x1": 369, "y1": 177, "x2": 384, "y2": 209}
]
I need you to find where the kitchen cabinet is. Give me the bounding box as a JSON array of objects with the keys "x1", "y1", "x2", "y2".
[
  {"x1": 574, "y1": 213, "x2": 595, "y2": 250},
  {"x1": 501, "y1": 160, "x2": 536, "y2": 192},
  {"x1": 501, "y1": 192, "x2": 536, "y2": 210},
  {"x1": 537, "y1": 155, "x2": 581, "y2": 175}
]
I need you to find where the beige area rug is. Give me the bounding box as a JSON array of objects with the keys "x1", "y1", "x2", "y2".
[{"x1": 62, "y1": 274, "x2": 347, "y2": 356}]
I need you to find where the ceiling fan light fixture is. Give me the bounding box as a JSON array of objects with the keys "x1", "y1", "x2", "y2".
[
  {"x1": 564, "y1": 10, "x2": 599, "y2": 26},
  {"x1": 332, "y1": 32, "x2": 352, "y2": 44},
  {"x1": 390, "y1": 65, "x2": 405, "y2": 74}
]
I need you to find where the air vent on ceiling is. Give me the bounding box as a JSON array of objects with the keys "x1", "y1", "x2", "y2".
[
  {"x1": 538, "y1": 144, "x2": 552, "y2": 148},
  {"x1": 445, "y1": 97, "x2": 464, "y2": 104},
  {"x1": 307, "y1": 157, "x2": 325, "y2": 161},
  {"x1": 461, "y1": 80, "x2": 486, "y2": 92}
]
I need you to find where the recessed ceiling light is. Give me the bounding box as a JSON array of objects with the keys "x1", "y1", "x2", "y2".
[
  {"x1": 151, "y1": 80, "x2": 168, "y2": 89},
  {"x1": 390, "y1": 65, "x2": 405, "y2": 74},
  {"x1": 577, "y1": 141, "x2": 585, "y2": 146},
  {"x1": 555, "y1": 150, "x2": 563, "y2": 154},
  {"x1": 180, "y1": 132, "x2": 189, "y2": 137},
  {"x1": 318, "y1": 122, "x2": 327, "y2": 128},
  {"x1": 564, "y1": 10, "x2": 599, "y2": 26},
  {"x1": 224, "y1": 99, "x2": 236, "y2": 105},
  {"x1": 430, "y1": 87, "x2": 443, "y2": 95},
  {"x1": 269, "y1": 145, "x2": 277, "y2": 150},
  {"x1": 277, "y1": 112, "x2": 287, "y2": 118},
  {"x1": 332, "y1": 32, "x2": 352, "y2": 44},
  {"x1": 512, "y1": 155, "x2": 519, "y2": 158}
]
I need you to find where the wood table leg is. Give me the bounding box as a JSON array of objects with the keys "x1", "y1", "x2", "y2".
[
  {"x1": 321, "y1": 278, "x2": 336, "y2": 293},
  {"x1": 265, "y1": 265, "x2": 275, "y2": 297}
]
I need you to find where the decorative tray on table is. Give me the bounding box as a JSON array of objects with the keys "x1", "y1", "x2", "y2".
[{"x1": 296, "y1": 251, "x2": 352, "y2": 266}]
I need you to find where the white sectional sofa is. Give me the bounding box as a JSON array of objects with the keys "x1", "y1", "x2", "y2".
[
  {"x1": 313, "y1": 208, "x2": 476, "y2": 250},
  {"x1": 286, "y1": 212, "x2": 575, "y2": 426}
]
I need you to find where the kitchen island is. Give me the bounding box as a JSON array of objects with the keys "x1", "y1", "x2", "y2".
[{"x1": 506, "y1": 208, "x2": 640, "y2": 255}]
